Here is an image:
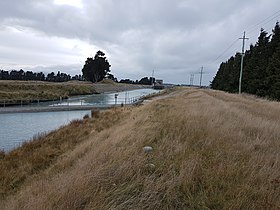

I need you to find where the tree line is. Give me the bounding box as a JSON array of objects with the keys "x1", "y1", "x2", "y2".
[
  {"x1": 119, "y1": 77, "x2": 155, "y2": 85},
  {"x1": 1, "y1": 50, "x2": 154, "y2": 85},
  {"x1": 0, "y1": 69, "x2": 83, "y2": 82},
  {"x1": 211, "y1": 22, "x2": 280, "y2": 100}
]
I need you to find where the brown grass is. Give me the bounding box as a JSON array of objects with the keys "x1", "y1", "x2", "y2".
[
  {"x1": 0, "y1": 80, "x2": 96, "y2": 102},
  {"x1": 0, "y1": 108, "x2": 123, "y2": 199},
  {"x1": 1, "y1": 88, "x2": 280, "y2": 209}
]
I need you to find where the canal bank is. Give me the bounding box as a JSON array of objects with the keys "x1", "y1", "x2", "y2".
[{"x1": 0, "y1": 105, "x2": 103, "y2": 114}]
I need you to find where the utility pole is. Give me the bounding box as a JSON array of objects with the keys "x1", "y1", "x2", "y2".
[
  {"x1": 151, "y1": 70, "x2": 155, "y2": 86},
  {"x1": 190, "y1": 74, "x2": 194, "y2": 86},
  {"x1": 199, "y1": 66, "x2": 203, "y2": 87},
  {"x1": 239, "y1": 31, "x2": 249, "y2": 94}
]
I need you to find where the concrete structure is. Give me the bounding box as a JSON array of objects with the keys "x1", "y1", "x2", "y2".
[{"x1": 154, "y1": 79, "x2": 164, "y2": 89}]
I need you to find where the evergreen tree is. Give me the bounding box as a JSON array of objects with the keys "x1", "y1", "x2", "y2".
[
  {"x1": 212, "y1": 22, "x2": 280, "y2": 100},
  {"x1": 82, "y1": 51, "x2": 111, "y2": 83},
  {"x1": 269, "y1": 22, "x2": 280, "y2": 53},
  {"x1": 211, "y1": 54, "x2": 241, "y2": 92},
  {"x1": 265, "y1": 45, "x2": 280, "y2": 99}
]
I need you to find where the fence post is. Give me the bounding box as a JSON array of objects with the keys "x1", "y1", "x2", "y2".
[{"x1": 114, "y1": 94, "x2": 118, "y2": 105}]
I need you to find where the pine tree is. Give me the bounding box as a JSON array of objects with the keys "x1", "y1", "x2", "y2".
[
  {"x1": 211, "y1": 22, "x2": 280, "y2": 100},
  {"x1": 82, "y1": 51, "x2": 111, "y2": 83}
]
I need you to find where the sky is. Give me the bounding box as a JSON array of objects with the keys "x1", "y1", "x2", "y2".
[{"x1": 0, "y1": 0, "x2": 279, "y2": 85}]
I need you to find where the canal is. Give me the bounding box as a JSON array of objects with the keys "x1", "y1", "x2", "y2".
[{"x1": 0, "y1": 88, "x2": 159, "y2": 151}]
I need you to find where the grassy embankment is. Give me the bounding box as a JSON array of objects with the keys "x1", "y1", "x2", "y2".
[
  {"x1": 0, "y1": 80, "x2": 96, "y2": 104},
  {"x1": 0, "y1": 79, "x2": 150, "y2": 106},
  {"x1": 0, "y1": 87, "x2": 280, "y2": 209}
]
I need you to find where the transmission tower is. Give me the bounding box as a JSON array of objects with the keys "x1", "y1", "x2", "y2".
[{"x1": 190, "y1": 74, "x2": 194, "y2": 86}]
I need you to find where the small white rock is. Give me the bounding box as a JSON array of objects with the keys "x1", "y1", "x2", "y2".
[
  {"x1": 146, "y1": 163, "x2": 155, "y2": 168},
  {"x1": 143, "y1": 146, "x2": 153, "y2": 153}
]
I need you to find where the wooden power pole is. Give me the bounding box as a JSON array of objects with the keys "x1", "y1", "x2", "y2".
[{"x1": 239, "y1": 32, "x2": 248, "y2": 94}]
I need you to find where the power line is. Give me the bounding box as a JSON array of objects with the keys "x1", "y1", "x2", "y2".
[
  {"x1": 247, "y1": 16, "x2": 280, "y2": 37},
  {"x1": 211, "y1": 39, "x2": 239, "y2": 63},
  {"x1": 209, "y1": 9, "x2": 280, "y2": 68},
  {"x1": 246, "y1": 9, "x2": 280, "y2": 35}
]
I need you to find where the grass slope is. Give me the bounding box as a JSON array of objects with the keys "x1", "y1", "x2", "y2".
[
  {"x1": 1, "y1": 88, "x2": 280, "y2": 209},
  {"x1": 0, "y1": 80, "x2": 96, "y2": 103}
]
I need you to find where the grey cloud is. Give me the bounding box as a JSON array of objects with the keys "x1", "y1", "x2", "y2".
[{"x1": 0, "y1": 0, "x2": 279, "y2": 84}]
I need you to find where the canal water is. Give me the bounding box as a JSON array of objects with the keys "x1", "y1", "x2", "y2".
[
  {"x1": 0, "y1": 88, "x2": 159, "y2": 151},
  {"x1": 27, "y1": 88, "x2": 158, "y2": 107},
  {"x1": 0, "y1": 110, "x2": 91, "y2": 151}
]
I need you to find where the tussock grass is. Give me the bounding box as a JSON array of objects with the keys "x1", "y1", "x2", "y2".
[
  {"x1": 0, "y1": 108, "x2": 123, "y2": 200},
  {"x1": 1, "y1": 88, "x2": 280, "y2": 209},
  {"x1": 0, "y1": 80, "x2": 96, "y2": 102}
]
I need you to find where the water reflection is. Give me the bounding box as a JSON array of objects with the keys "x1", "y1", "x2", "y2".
[{"x1": 56, "y1": 88, "x2": 159, "y2": 106}]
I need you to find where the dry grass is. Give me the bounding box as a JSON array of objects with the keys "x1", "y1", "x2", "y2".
[
  {"x1": 98, "y1": 79, "x2": 118, "y2": 85},
  {"x1": 1, "y1": 88, "x2": 280, "y2": 209},
  {"x1": 0, "y1": 80, "x2": 96, "y2": 102},
  {"x1": 0, "y1": 108, "x2": 123, "y2": 199},
  {"x1": 92, "y1": 80, "x2": 150, "y2": 93}
]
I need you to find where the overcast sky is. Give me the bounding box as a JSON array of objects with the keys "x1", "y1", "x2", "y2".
[{"x1": 0, "y1": 0, "x2": 279, "y2": 85}]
